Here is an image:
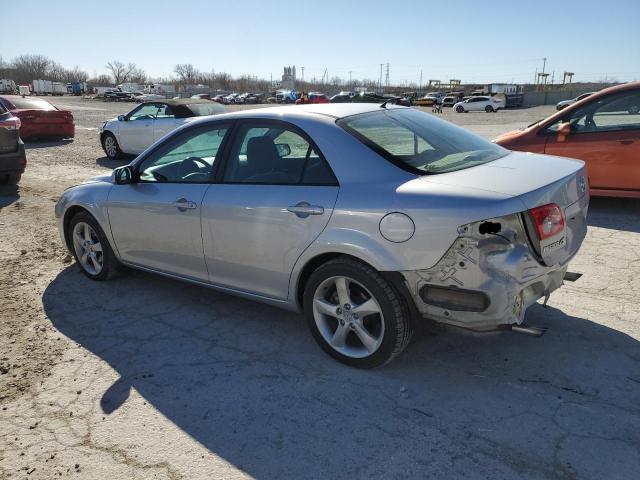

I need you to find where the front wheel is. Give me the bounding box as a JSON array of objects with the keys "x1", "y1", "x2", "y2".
[
  {"x1": 304, "y1": 257, "x2": 413, "y2": 368},
  {"x1": 68, "y1": 211, "x2": 120, "y2": 280},
  {"x1": 456, "y1": 105, "x2": 464, "y2": 113},
  {"x1": 102, "y1": 132, "x2": 123, "y2": 160},
  {"x1": 485, "y1": 105, "x2": 494, "y2": 112}
]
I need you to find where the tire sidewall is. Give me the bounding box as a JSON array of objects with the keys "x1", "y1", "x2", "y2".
[
  {"x1": 303, "y1": 260, "x2": 406, "y2": 368},
  {"x1": 68, "y1": 212, "x2": 117, "y2": 281},
  {"x1": 456, "y1": 105, "x2": 464, "y2": 113},
  {"x1": 102, "y1": 133, "x2": 121, "y2": 160}
]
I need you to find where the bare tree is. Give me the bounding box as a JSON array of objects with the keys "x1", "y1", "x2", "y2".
[
  {"x1": 105, "y1": 60, "x2": 131, "y2": 85},
  {"x1": 11, "y1": 54, "x2": 52, "y2": 84},
  {"x1": 174, "y1": 64, "x2": 198, "y2": 85},
  {"x1": 127, "y1": 64, "x2": 147, "y2": 84}
]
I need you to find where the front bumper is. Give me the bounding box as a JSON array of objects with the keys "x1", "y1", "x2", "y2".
[{"x1": 401, "y1": 213, "x2": 579, "y2": 331}]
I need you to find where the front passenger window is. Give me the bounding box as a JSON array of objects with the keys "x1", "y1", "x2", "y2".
[{"x1": 137, "y1": 125, "x2": 228, "y2": 183}]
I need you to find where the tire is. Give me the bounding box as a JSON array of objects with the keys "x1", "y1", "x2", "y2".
[
  {"x1": 0, "y1": 173, "x2": 21, "y2": 185},
  {"x1": 303, "y1": 257, "x2": 414, "y2": 368},
  {"x1": 485, "y1": 105, "x2": 494, "y2": 112},
  {"x1": 68, "y1": 211, "x2": 120, "y2": 281},
  {"x1": 102, "y1": 132, "x2": 123, "y2": 160},
  {"x1": 456, "y1": 105, "x2": 464, "y2": 113}
]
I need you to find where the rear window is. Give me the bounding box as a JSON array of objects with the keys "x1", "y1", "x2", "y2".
[
  {"x1": 182, "y1": 102, "x2": 226, "y2": 117},
  {"x1": 6, "y1": 97, "x2": 57, "y2": 110},
  {"x1": 338, "y1": 108, "x2": 509, "y2": 175}
]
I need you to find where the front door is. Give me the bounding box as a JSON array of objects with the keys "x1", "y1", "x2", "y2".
[
  {"x1": 108, "y1": 123, "x2": 231, "y2": 281},
  {"x1": 202, "y1": 121, "x2": 339, "y2": 299},
  {"x1": 118, "y1": 103, "x2": 161, "y2": 154},
  {"x1": 544, "y1": 88, "x2": 640, "y2": 193}
]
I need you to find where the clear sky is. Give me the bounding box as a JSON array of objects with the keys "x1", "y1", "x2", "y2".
[{"x1": 3, "y1": 0, "x2": 639, "y2": 85}]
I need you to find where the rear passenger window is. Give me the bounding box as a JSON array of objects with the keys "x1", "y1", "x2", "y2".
[{"x1": 223, "y1": 123, "x2": 337, "y2": 185}]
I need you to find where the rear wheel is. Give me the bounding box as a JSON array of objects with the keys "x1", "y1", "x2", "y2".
[
  {"x1": 485, "y1": 105, "x2": 494, "y2": 112},
  {"x1": 68, "y1": 211, "x2": 120, "y2": 281},
  {"x1": 456, "y1": 105, "x2": 464, "y2": 113},
  {"x1": 303, "y1": 257, "x2": 413, "y2": 368},
  {"x1": 102, "y1": 132, "x2": 123, "y2": 160}
]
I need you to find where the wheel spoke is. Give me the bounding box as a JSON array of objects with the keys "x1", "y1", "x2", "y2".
[
  {"x1": 334, "y1": 277, "x2": 351, "y2": 306},
  {"x1": 330, "y1": 324, "x2": 350, "y2": 348},
  {"x1": 89, "y1": 252, "x2": 101, "y2": 271},
  {"x1": 80, "y1": 250, "x2": 89, "y2": 266},
  {"x1": 83, "y1": 224, "x2": 91, "y2": 242},
  {"x1": 353, "y1": 323, "x2": 378, "y2": 353},
  {"x1": 352, "y1": 298, "x2": 381, "y2": 318},
  {"x1": 92, "y1": 242, "x2": 103, "y2": 253},
  {"x1": 73, "y1": 232, "x2": 84, "y2": 249},
  {"x1": 314, "y1": 298, "x2": 339, "y2": 318}
]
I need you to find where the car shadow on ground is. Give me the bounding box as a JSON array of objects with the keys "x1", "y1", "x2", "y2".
[
  {"x1": 0, "y1": 184, "x2": 20, "y2": 209},
  {"x1": 24, "y1": 139, "x2": 74, "y2": 149},
  {"x1": 588, "y1": 196, "x2": 640, "y2": 233},
  {"x1": 42, "y1": 266, "x2": 640, "y2": 479},
  {"x1": 96, "y1": 156, "x2": 133, "y2": 169}
]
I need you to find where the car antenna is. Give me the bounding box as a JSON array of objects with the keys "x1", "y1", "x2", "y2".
[{"x1": 380, "y1": 97, "x2": 401, "y2": 109}]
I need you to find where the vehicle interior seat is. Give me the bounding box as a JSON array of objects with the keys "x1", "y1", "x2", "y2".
[{"x1": 244, "y1": 136, "x2": 297, "y2": 183}]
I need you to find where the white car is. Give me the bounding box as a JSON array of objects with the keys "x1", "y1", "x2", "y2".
[
  {"x1": 99, "y1": 99, "x2": 226, "y2": 159},
  {"x1": 454, "y1": 96, "x2": 505, "y2": 113},
  {"x1": 133, "y1": 93, "x2": 165, "y2": 103},
  {"x1": 556, "y1": 92, "x2": 594, "y2": 110}
]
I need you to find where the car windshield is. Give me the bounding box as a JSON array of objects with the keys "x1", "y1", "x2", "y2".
[
  {"x1": 6, "y1": 97, "x2": 57, "y2": 110},
  {"x1": 338, "y1": 108, "x2": 509, "y2": 175}
]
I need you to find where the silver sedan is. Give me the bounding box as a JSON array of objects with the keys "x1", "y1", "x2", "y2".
[{"x1": 55, "y1": 104, "x2": 588, "y2": 368}]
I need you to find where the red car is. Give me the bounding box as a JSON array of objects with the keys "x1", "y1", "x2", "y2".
[
  {"x1": 0, "y1": 95, "x2": 74, "y2": 140},
  {"x1": 296, "y1": 93, "x2": 330, "y2": 105}
]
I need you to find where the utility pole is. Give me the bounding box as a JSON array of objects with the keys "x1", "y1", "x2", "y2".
[
  {"x1": 301, "y1": 66, "x2": 304, "y2": 82},
  {"x1": 385, "y1": 63, "x2": 390, "y2": 89},
  {"x1": 419, "y1": 70, "x2": 423, "y2": 93},
  {"x1": 379, "y1": 63, "x2": 383, "y2": 93},
  {"x1": 349, "y1": 70, "x2": 352, "y2": 88}
]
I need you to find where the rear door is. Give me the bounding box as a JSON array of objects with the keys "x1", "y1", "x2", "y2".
[
  {"x1": 544, "y1": 88, "x2": 640, "y2": 193},
  {"x1": 201, "y1": 120, "x2": 339, "y2": 299}
]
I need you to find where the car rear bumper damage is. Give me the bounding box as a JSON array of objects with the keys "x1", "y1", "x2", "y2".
[{"x1": 401, "y1": 211, "x2": 584, "y2": 331}]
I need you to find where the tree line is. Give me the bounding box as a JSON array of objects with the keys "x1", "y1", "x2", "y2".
[{"x1": 0, "y1": 54, "x2": 401, "y2": 94}]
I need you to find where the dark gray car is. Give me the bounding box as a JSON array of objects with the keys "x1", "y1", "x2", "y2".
[{"x1": 0, "y1": 102, "x2": 26, "y2": 185}]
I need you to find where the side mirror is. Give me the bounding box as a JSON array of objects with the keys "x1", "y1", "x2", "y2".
[
  {"x1": 117, "y1": 115, "x2": 126, "y2": 121},
  {"x1": 557, "y1": 122, "x2": 571, "y2": 142},
  {"x1": 276, "y1": 143, "x2": 291, "y2": 157},
  {"x1": 113, "y1": 166, "x2": 133, "y2": 185}
]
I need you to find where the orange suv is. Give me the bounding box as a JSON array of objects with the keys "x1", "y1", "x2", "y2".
[{"x1": 494, "y1": 82, "x2": 640, "y2": 198}]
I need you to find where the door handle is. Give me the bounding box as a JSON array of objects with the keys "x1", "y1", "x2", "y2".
[
  {"x1": 172, "y1": 198, "x2": 197, "y2": 211},
  {"x1": 618, "y1": 139, "x2": 635, "y2": 145},
  {"x1": 287, "y1": 202, "x2": 324, "y2": 218}
]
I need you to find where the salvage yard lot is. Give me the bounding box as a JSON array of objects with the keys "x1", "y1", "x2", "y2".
[{"x1": 1, "y1": 97, "x2": 639, "y2": 479}]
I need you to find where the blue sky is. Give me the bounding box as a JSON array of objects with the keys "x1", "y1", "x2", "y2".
[{"x1": 3, "y1": 0, "x2": 639, "y2": 84}]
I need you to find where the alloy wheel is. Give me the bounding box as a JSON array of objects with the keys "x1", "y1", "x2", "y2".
[
  {"x1": 104, "y1": 136, "x2": 117, "y2": 158},
  {"x1": 312, "y1": 276, "x2": 385, "y2": 358},
  {"x1": 72, "y1": 222, "x2": 104, "y2": 275}
]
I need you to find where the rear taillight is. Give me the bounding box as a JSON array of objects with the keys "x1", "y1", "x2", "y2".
[
  {"x1": 529, "y1": 203, "x2": 565, "y2": 240},
  {"x1": 0, "y1": 117, "x2": 21, "y2": 130}
]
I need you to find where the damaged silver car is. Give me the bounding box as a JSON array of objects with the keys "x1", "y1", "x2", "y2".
[{"x1": 55, "y1": 104, "x2": 588, "y2": 368}]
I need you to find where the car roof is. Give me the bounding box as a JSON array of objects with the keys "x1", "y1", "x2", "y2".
[{"x1": 226, "y1": 103, "x2": 399, "y2": 120}]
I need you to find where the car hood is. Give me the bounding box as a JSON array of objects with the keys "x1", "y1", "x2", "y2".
[
  {"x1": 417, "y1": 151, "x2": 585, "y2": 208},
  {"x1": 82, "y1": 173, "x2": 113, "y2": 185}
]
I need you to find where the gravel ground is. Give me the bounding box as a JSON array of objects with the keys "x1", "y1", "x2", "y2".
[{"x1": 1, "y1": 97, "x2": 639, "y2": 479}]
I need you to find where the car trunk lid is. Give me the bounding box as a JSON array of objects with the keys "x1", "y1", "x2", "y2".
[
  {"x1": 14, "y1": 108, "x2": 73, "y2": 124},
  {"x1": 419, "y1": 151, "x2": 588, "y2": 266}
]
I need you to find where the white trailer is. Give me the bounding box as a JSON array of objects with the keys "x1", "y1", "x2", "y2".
[
  {"x1": 144, "y1": 83, "x2": 175, "y2": 95},
  {"x1": 0, "y1": 79, "x2": 17, "y2": 93},
  {"x1": 32, "y1": 79, "x2": 53, "y2": 95},
  {"x1": 52, "y1": 82, "x2": 66, "y2": 96},
  {"x1": 18, "y1": 85, "x2": 30, "y2": 96},
  {"x1": 95, "y1": 86, "x2": 116, "y2": 96}
]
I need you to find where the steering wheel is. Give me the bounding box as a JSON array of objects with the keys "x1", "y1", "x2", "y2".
[{"x1": 178, "y1": 157, "x2": 209, "y2": 179}]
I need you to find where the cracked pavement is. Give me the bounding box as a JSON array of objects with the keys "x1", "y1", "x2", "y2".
[{"x1": 1, "y1": 98, "x2": 639, "y2": 479}]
